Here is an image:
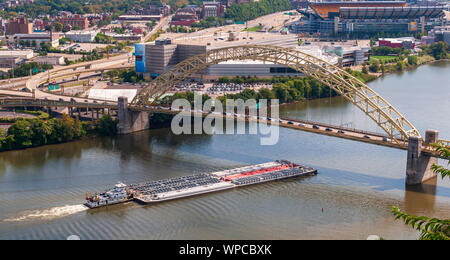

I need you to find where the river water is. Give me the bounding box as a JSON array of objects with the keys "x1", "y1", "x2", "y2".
[{"x1": 0, "y1": 61, "x2": 449, "y2": 240}]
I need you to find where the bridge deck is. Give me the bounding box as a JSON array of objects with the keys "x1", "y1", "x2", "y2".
[{"x1": 0, "y1": 98, "x2": 446, "y2": 159}]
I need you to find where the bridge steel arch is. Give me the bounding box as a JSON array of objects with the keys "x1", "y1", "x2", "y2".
[{"x1": 132, "y1": 45, "x2": 421, "y2": 144}]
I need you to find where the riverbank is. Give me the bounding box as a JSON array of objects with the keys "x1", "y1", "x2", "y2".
[{"x1": 0, "y1": 113, "x2": 117, "y2": 152}]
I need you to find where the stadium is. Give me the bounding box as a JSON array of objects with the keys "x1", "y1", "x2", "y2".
[{"x1": 289, "y1": 1, "x2": 446, "y2": 37}]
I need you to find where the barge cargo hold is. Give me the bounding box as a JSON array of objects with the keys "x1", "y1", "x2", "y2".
[{"x1": 84, "y1": 160, "x2": 317, "y2": 208}]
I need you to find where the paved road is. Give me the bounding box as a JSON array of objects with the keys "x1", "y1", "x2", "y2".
[{"x1": 0, "y1": 15, "x2": 172, "y2": 103}]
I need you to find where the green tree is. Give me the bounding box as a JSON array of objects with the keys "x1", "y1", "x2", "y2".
[
  {"x1": 30, "y1": 120, "x2": 52, "y2": 146},
  {"x1": 369, "y1": 60, "x2": 380, "y2": 73},
  {"x1": 392, "y1": 143, "x2": 450, "y2": 240},
  {"x1": 361, "y1": 65, "x2": 369, "y2": 74},
  {"x1": 430, "y1": 41, "x2": 448, "y2": 60},
  {"x1": 258, "y1": 87, "x2": 276, "y2": 100},
  {"x1": 7, "y1": 120, "x2": 33, "y2": 148},
  {"x1": 396, "y1": 61, "x2": 405, "y2": 71},
  {"x1": 407, "y1": 55, "x2": 418, "y2": 66},
  {"x1": 54, "y1": 22, "x2": 63, "y2": 32},
  {"x1": 97, "y1": 114, "x2": 118, "y2": 136}
]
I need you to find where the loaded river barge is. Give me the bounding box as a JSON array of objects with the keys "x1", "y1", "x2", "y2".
[{"x1": 85, "y1": 160, "x2": 317, "y2": 209}]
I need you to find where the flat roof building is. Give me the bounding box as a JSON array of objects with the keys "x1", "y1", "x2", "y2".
[
  {"x1": 171, "y1": 7, "x2": 199, "y2": 26},
  {"x1": 32, "y1": 55, "x2": 64, "y2": 65},
  {"x1": 0, "y1": 57, "x2": 23, "y2": 68},
  {"x1": 323, "y1": 45, "x2": 371, "y2": 67},
  {"x1": 202, "y1": 2, "x2": 225, "y2": 19},
  {"x1": 65, "y1": 30, "x2": 98, "y2": 43},
  {"x1": 6, "y1": 16, "x2": 33, "y2": 35},
  {"x1": 105, "y1": 32, "x2": 143, "y2": 42},
  {"x1": 379, "y1": 37, "x2": 416, "y2": 49},
  {"x1": 0, "y1": 49, "x2": 34, "y2": 59},
  {"x1": 118, "y1": 15, "x2": 162, "y2": 22},
  {"x1": 9, "y1": 33, "x2": 61, "y2": 48},
  {"x1": 135, "y1": 39, "x2": 340, "y2": 78},
  {"x1": 59, "y1": 15, "x2": 89, "y2": 30}
]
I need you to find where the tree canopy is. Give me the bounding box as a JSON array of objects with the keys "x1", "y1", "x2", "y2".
[{"x1": 225, "y1": 0, "x2": 292, "y2": 22}]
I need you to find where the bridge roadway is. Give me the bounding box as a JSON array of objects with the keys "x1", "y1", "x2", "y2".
[
  {"x1": 0, "y1": 14, "x2": 171, "y2": 92},
  {"x1": 0, "y1": 61, "x2": 133, "y2": 106},
  {"x1": 1, "y1": 97, "x2": 446, "y2": 159}
]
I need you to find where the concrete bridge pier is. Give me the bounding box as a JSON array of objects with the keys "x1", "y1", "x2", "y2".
[
  {"x1": 117, "y1": 96, "x2": 152, "y2": 134},
  {"x1": 406, "y1": 130, "x2": 439, "y2": 185}
]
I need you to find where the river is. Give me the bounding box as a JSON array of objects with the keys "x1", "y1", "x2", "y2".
[{"x1": 0, "y1": 61, "x2": 449, "y2": 240}]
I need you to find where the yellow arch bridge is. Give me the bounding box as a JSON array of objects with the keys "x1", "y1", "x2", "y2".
[{"x1": 0, "y1": 45, "x2": 448, "y2": 185}]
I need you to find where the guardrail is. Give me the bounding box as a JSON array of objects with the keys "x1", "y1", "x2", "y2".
[
  {"x1": 280, "y1": 116, "x2": 402, "y2": 140},
  {"x1": 0, "y1": 98, "x2": 118, "y2": 109}
]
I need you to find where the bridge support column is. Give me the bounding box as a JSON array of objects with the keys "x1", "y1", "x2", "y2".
[
  {"x1": 406, "y1": 130, "x2": 439, "y2": 185},
  {"x1": 117, "y1": 96, "x2": 152, "y2": 135}
]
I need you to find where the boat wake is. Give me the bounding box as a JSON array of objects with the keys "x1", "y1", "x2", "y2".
[{"x1": 3, "y1": 204, "x2": 88, "y2": 222}]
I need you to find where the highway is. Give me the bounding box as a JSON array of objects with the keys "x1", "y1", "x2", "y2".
[{"x1": 0, "y1": 14, "x2": 172, "y2": 100}]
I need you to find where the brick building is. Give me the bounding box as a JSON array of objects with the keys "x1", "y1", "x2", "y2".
[
  {"x1": 6, "y1": 17, "x2": 33, "y2": 35},
  {"x1": 171, "y1": 8, "x2": 199, "y2": 26},
  {"x1": 202, "y1": 2, "x2": 225, "y2": 19},
  {"x1": 59, "y1": 15, "x2": 89, "y2": 30}
]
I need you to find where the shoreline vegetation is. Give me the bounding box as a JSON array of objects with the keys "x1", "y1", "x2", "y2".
[{"x1": 0, "y1": 114, "x2": 118, "y2": 152}]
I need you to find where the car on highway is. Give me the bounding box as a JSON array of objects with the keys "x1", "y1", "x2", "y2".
[
  {"x1": 364, "y1": 135, "x2": 371, "y2": 139},
  {"x1": 325, "y1": 128, "x2": 333, "y2": 132},
  {"x1": 312, "y1": 125, "x2": 320, "y2": 129},
  {"x1": 267, "y1": 117, "x2": 272, "y2": 121},
  {"x1": 298, "y1": 123, "x2": 305, "y2": 127},
  {"x1": 287, "y1": 121, "x2": 294, "y2": 125},
  {"x1": 338, "y1": 130, "x2": 345, "y2": 134}
]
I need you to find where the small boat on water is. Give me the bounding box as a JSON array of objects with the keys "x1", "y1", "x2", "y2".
[{"x1": 84, "y1": 183, "x2": 133, "y2": 209}]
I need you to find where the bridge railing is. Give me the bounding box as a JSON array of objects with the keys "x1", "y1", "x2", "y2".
[
  {"x1": 0, "y1": 98, "x2": 117, "y2": 109},
  {"x1": 280, "y1": 116, "x2": 398, "y2": 139}
]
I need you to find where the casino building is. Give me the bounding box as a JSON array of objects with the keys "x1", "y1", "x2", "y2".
[{"x1": 289, "y1": 1, "x2": 446, "y2": 37}]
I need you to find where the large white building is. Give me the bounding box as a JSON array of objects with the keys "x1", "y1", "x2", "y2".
[
  {"x1": 9, "y1": 33, "x2": 61, "y2": 48},
  {"x1": 32, "y1": 55, "x2": 65, "y2": 65},
  {"x1": 0, "y1": 49, "x2": 34, "y2": 68},
  {"x1": 205, "y1": 46, "x2": 340, "y2": 78},
  {"x1": 0, "y1": 49, "x2": 34, "y2": 59},
  {"x1": 65, "y1": 30, "x2": 98, "y2": 43}
]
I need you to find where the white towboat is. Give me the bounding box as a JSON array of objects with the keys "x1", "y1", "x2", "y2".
[{"x1": 84, "y1": 183, "x2": 132, "y2": 209}]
